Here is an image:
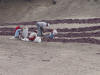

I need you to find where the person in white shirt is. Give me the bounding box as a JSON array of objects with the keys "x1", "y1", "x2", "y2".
[
  {"x1": 36, "y1": 21, "x2": 50, "y2": 36},
  {"x1": 21, "y1": 26, "x2": 29, "y2": 41},
  {"x1": 25, "y1": 32, "x2": 41, "y2": 43}
]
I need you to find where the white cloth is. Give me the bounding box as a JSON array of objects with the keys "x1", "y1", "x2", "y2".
[
  {"x1": 21, "y1": 38, "x2": 29, "y2": 41},
  {"x1": 53, "y1": 29, "x2": 58, "y2": 35},
  {"x1": 29, "y1": 32, "x2": 37, "y2": 38},
  {"x1": 22, "y1": 27, "x2": 28, "y2": 38},
  {"x1": 9, "y1": 36, "x2": 16, "y2": 39},
  {"x1": 37, "y1": 22, "x2": 49, "y2": 27},
  {"x1": 34, "y1": 37, "x2": 41, "y2": 43}
]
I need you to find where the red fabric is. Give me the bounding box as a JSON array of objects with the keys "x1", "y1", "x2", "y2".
[
  {"x1": 29, "y1": 36, "x2": 36, "y2": 41},
  {"x1": 15, "y1": 26, "x2": 21, "y2": 31}
]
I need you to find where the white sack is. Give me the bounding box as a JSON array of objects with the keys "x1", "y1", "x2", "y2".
[{"x1": 34, "y1": 37, "x2": 41, "y2": 43}]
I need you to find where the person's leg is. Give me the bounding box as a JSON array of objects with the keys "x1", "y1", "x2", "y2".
[
  {"x1": 14, "y1": 29, "x2": 21, "y2": 38},
  {"x1": 40, "y1": 27, "x2": 44, "y2": 36},
  {"x1": 49, "y1": 33, "x2": 54, "y2": 39},
  {"x1": 37, "y1": 24, "x2": 42, "y2": 36}
]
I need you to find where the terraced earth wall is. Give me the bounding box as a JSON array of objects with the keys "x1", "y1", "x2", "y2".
[{"x1": 1, "y1": 18, "x2": 100, "y2": 44}]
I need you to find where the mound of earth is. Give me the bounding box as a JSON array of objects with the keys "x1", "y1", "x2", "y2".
[{"x1": 0, "y1": 0, "x2": 100, "y2": 24}]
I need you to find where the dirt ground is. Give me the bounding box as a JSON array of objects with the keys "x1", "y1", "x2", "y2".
[
  {"x1": 0, "y1": 0, "x2": 100, "y2": 75},
  {"x1": 0, "y1": 36, "x2": 100, "y2": 75}
]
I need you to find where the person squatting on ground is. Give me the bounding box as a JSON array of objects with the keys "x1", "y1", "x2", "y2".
[
  {"x1": 10, "y1": 25, "x2": 29, "y2": 40},
  {"x1": 44, "y1": 29, "x2": 58, "y2": 40},
  {"x1": 10, "y1": 25, "x2": 23, "y2": 39},
  {"x1": 36, "y1": 21, "x2": 50, "y2": 37},
  {"x1": 48, "y1": 29, "x2": 58, "y2": 39},
  {"x1": 28, "y1": 32, "x2": 41, "y2": 43},
  {"x1": 14, "y1": 25, "x2": 23, "y2": 38},
  {"x1": 15, "y1": 25, "x2": 29, "y2": 40}
]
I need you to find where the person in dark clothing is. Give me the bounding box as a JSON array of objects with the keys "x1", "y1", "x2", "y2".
[{"x1": 36, "y1": 21, "x2": 50, "y2": 36}]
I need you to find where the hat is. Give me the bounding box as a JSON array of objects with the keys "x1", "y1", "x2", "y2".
[{"x1": 53, "y1": 29, "x2": 58, "y2": 35}]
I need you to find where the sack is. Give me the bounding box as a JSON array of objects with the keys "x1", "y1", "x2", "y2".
[
  {"x1": 34, "y1": 37, "x2": 41, "y2": 43},
  {"x1": 21, "y1": 38, "x2": 29, "y2": 41}
]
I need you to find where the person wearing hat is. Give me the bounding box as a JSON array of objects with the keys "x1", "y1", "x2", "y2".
[
  {"x1": 10, "y1": 25, "x2": 23, "y2": 39},
  {"x1": 44, "y1": 29, "x2": 58, "y2": 39},
  {"x1": 14, "y1": 25, "x2": 23, "y2": 38},
  {"x1": 48, "y1": 29, "x2": 58, "y2": 39},
  {"x1": 36, "y1": 21, "x2": 50, "y2": 36}
]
